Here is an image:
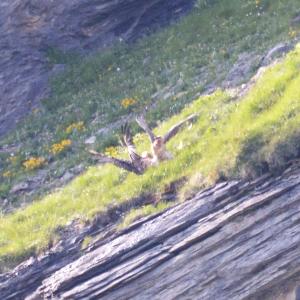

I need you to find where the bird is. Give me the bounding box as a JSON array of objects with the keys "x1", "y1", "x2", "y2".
[
  {"x1": 135, "y1": 113, "x2": 198, "y2": 162},
  {"x1": 88, "y1": 123, "x2": 157, "y2": 175},
  {"x1": 89, "y1": 114, "x2": 198, "y2": 175}
]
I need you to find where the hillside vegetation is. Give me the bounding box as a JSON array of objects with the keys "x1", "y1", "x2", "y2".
[
  {"x1": 1, "y1": 43, "x2": 300, "y2": 270},
  {"x1": 1, "y1": 0, "x2": 300, "y2": 208}
]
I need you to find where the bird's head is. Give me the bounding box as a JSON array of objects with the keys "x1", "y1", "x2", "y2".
[{"x1": 153, "y1": 136, "x2": 163, "y2": 149}]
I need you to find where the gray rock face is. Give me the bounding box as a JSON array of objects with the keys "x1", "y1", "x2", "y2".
[
  {"x1": 1, "y1": 163, "x2": 300, "y2": 300},
  {"x1": 0, "y1": 0, "x2": 195, "y2": 137},
  {"x1": 260, "y1": 42, "x2": 293, "y2": 66}
]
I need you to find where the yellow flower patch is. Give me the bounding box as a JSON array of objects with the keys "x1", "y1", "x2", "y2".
[
  {"x1": 104, "y1": 146, "x2": 118, "y2": 157},
  {"x1": 65, "y1": 121, "x2": 85, "y2": 134},
  {"x1": 121, "y1": 98, "x2": 137, "y2": 109},
  {"x1": 50, "y1": 139, "x2": 72, "y2": 155},
  {"x1": 2, "y1": 170, "x2": 12, "y2": 178},
  {"x1": 23, "y1": 157, "x2": 46, "y2": 170}
]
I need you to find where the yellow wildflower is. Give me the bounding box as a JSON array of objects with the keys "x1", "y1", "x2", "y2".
[
  {"x1": 104, "y1": 146, "x2": 118, "y2": 157},
  {"x1": 50, "y1": 139, "x2": 72, "y2": 155},
  {"x1": 289, "y1": 29, "x2": 297, "y2": 39},
  {"x1": 3, "y1": 170, "x2": 12, "y2": 178},
  {"x1": 65, "y1": 121, "x2": 85, "y2": 134},
  {"x1": 23, "y1": 157, "x2": 46, "y2": 170},
  {"x1": 121, "y1": 98, "x2": 137, "y2": 109}
]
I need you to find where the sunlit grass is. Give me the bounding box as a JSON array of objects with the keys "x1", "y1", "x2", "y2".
[
  {"x1": 1, "y1": 0, "x2": 300, "y2": 205},
  {"x1": 1, "y1": 45, "x2": 300, "y2": 270}
]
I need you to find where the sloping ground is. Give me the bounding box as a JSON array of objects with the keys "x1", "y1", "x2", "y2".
[
  {"x1": 1, "y1": 3, "x2": 300, "y2": 298},
  {"x1": 1, "y1": 44, "x2": 300, "y2": 273},
  {"x1": 1, "y1": 0, "x2": 300, "y2": 211},
  {"x1": 1, "y1": 162, "x2": 300, "y2": 300},
  {"x1": 0, "y1": 0, "x2": 195, "y2": 136}
]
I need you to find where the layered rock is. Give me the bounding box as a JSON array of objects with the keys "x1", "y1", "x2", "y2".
[
  {"x1": 1, "y1": 163, "x2": 300, "y2": 299},
  {"x1": 0, "y1": 0, "x2": 195, "y2": 137}
]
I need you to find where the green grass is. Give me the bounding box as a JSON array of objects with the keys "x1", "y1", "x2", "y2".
[
  {"x1": 1, "y1": 45, "x2": 300, "y2": 270},
  {"x1": 1, "y1": 0, "x2": 300, "y2": 206}
]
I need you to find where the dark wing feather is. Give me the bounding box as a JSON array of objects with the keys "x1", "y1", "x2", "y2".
[
  {"x1": 88, "y1": 149, "x2": 141, "y2": 174},
  {"x1": 120, "y1": 123, "x2": 142, "y2": 162},
  {"x1": 162, "y1": 114, "x2": 198, "y2": 144},
  {"x1": 135, "y1": 115, "x2": 156, "y2": 143}
]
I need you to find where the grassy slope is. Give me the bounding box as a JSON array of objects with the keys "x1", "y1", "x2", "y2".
[
  {"x1": 1, "y1": 44, "x2": 300, "y2": 269},
  {"x1": 1, "y1": 0, "x2": 300, "y2": 206}
]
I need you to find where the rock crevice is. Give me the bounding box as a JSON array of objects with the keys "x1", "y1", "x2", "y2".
[{"x1": 1, "y1": 164, "x2": 300, "y2": 299}]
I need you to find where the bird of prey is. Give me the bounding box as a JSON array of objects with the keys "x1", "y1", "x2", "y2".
[
  {"x1": 88, "y1": 123, "x2": 156, "y2": 175},
  {"x1": 89, "y1": 114, "x2": 197, "y2": 175},
  {"x1": 135, "y1": 113, "x2": 198, "y2": 162}
]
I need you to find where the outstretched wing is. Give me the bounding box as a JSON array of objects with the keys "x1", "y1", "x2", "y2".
[
  {"x1": 120, "y1": 123, "x2": 142, "y2": 162},
  {"x1": 162, "y1": 114, "x2": 198, "y2": 144},
  {"x1": 88, "y1": 149, "x2": 142, "y2": 174},
  {"x1": 136, "y1": 115, "x2": 156, "y2": 143}
]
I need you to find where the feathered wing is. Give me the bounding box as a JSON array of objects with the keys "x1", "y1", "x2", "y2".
[
  {"x1": 88, "y1": 150, "x2": 142, "y2": 174},
  {"x1": 162, "y1": 114, "x2": 198, "y2": 144},
  {"x1": 120, "y1": 123, "x2": 142, "y2": 162},
  {"x1": 135, "y1": 115, "x2": 156, "y2": 143}
]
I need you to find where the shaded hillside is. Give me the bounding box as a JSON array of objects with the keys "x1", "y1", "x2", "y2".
[{"x1": 0, "y1": 0, "x2": 195, "y2": 137}]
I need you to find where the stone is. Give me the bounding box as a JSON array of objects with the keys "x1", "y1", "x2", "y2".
[
  {"x1": 223, "y1": 52, "x2": 261, "y2": 87},
  {"x1": 2, "y1": 164, "x2": 300, "y2": 299},
  {"x1": 291, "y1": 14, "x2": 300, "y2": 25},
  {"x1": 60, "y1": 171, "x2": 74, "y2": 184},
  {"x1": 260, "y1": 42, "x2": 293, "y2": 66},
  {"x1": 71, "y1": 164, "x2": 85, "y2": 175},
  {"x1": 84, "y1": 136, "x2": 96, "y2": 145},
  {"x1": 11, "y1": 182, "x2": 30, "y2": 194}
]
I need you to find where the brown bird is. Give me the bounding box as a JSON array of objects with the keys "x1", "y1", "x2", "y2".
[
  {"x1": 89, "y1": 114, "x2": 197, "y2": 175},
  {"x1": 89, "y1": 123, "x2": 156, "y2": 175},
  {"x1": 135, "y1": 113, "x2": 198, "y2": 162}
]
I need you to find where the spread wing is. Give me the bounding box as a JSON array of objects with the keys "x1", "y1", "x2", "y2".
[
  {"x1": 162, "y1": 114, "x2": 198, "y2": 144},
  {"x1": 120, "y1": 123, "x2": 142, "y2": 162},
  {"x1": 88, "y1": 150, "x2": 142, "y2": 174},
  {"x1": 135, "y1": 115, "x2": 156, "y2": 143}
]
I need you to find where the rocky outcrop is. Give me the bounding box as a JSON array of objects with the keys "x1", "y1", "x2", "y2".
[
  {"x1": 1, "y1": 163, "x2": 300, "y2": 300},
  {"x1": 0, "y1": 0, "x2": 195, "y2": 137}
]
